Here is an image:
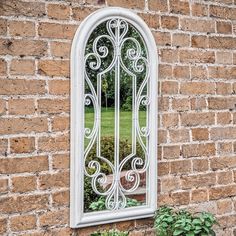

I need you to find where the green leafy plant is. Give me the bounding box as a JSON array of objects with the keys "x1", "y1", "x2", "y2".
[
  {"x1": 154, "y1": 206, "x2": 218, "y2": 236},
  {"x1": 90, "y1": 229, "x2": 128, "y2": 236},
  {"x1": 89, "y1": 196, "x2": 141, "y2": 211}
]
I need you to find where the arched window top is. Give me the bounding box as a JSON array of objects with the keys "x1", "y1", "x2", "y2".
[{"x1": 70, "y1": 7, "x2": 158, "y2": 228}]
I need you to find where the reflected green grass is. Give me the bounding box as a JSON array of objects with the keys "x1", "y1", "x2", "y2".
[{"x1": 85, "y1": 108, "x2": 146, "y2": 139}]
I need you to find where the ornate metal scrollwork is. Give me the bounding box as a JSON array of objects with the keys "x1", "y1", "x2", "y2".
[{"x1": 84, "y1": 18, "x2": 150, "y2": 210}]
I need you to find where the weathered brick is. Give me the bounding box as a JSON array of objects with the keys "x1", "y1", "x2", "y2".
[
  {"x1": 9, "y1": 21, "x2": 35, "y2": 37},
  {"x1": 209, "y1": 185, "x2": 236, "y2": 200},
  {"x1": 0, "y1": 59, "x2": 7, "y2": 75},
  {"x1": 52, "y1": 154, "x2": 69, "y2": 170},
  {"x1": 39, "y1": 171, "x2": 69, "y2": 190},
  {"x1": 211, "y1": 127, "x2": 236, "y2": 140},
  {"x1": 217, "y1": 142, "x2": 232, "y2": 155},
  {"x1": 161, "y1": 81, "x2": 178, "y2": 94},
  {"x1": 154, "y1": 31, "x2": 171, "y2": 46},
  {"x1": 180, "y1": 18, "x2": 214, "y2": 33},
  {"x1": 191, "y1": 189, "x2": 208, "y2": 203},
  {"x1": 0, "y1": 139, "x2": 7, "y2": 156},
  {"x1": 208, "y1": 97, "x2": 236, "y2": 110},
  {"x1": 216, "y1": 82, "x2": 232, "y2": 95},
  {"x1": 12, "y1": 175, "x2": 37, "y2": 193},
  {"x1": 38, "y1": 135, "x2": 69, "y2": 152},
  {"x1": 192, "y1": 128, "x2": 209, "y2": 141},
  {"x1": 191, "y1": 3, "x2": 208, "y2": 17},
  {"x1": 210, "y1": 5, "x2": 236, "y2": 20},
  {"x1": 51, "y1": 116, "x2": 69, "y2": 132},
  {"x1": 181, "y1": 173, "x2": 216, "y2": 189},
  {"x1": 148, "y1": 0, "x2": 168, "y2": 12},
  {"x1": 169, "y1": 129, "x2": 189, "y2": 143},
  {"x1": 191, "y1": 35, "x2": 209, "y2": 48},
  {"x1": 182, "y1": 143, "x2": 215, "y2": 158},
  {"x1": 161, "y1": 16, "x2": 178, "y2": 30},
  {"x1": 0, "y1": 156, "x2": 48, "y2": 174},
  {"x1": 172, "y1": 98, "x2": 189, "y2": 112},
  {"x1": 38, "y1": 23, "x2": 76, "y2": 40},
  {"x1": 159, "y1": 64, "x2": 172, "y2": 79},
  {"x1": 158, "y1": 162, "x2": 169, "y2": 176},
  {"x1": 172, "y1": 33, "x2": 190, "y2": 47},
  {"x1": 209, "y1": 66, "x2": 236, "y2": 79},
  {"x1": 217, "y1": 21, "x2": 232, "y2": 34},
  {"x1": 173, "y1": 65, "x2": 190, "y2": 79},
  {"x1": 72, "y1": 6, "x2": 95, "y2": 21},
  {"x1": 107, "y1": 0, "x2": 145, "y2": 9},
  {"x1": 38, "y1": 60, "x2": 69, "y2": 77},
  {"x1": 192, "y1": 159, "x2": 209, "y2": 172},
  {"x1": 48, "y1": 80, "x2": 69, "y2": 95},
  {"x1": 180, "y1": 82, "x2": 215, "y2": 95},
  {"x1": 210, "y1": 156, "x2": 236, "y2": 170},
  {"x1": 138, "y1": 13, "x2": 160, "y2": 29},
  {"x1": 39, "y1": 209, "x2": 68, "y2": 227},
  {"x1": 10, "y1": 137, "x2": 35, "y2": 154},
  {"x1": 0, "y1": 0, "x2": 45, "y2": 17},
  {"x1": 171, "y1": 191, "x2": 190, "y2": 205},
  {"x1": 0, "y1": 179, "x2": 8, "y2": 195},
  {"x1": 0, "y1": 100, "x2": 6, "y2": 115},
  {"x1": 0, "y1": 117, "x2": 48, "y2": 135},
  {"x1": 170, "y1": 160, "x2": 191, "y2": 175},
  {"x1": 52, "y1": 190, "x2": 69, "y2": 206},
  {"x1": 217, "y1": 112, "x2": 232, "y2": 125},
  {"x1": 8, "y1": 98, "x2": 35, "y2": 115},
  {"x1": 50, "y1": 42, "x2": 71, "y2": 59},
  {"x1": 10, "y1": 59, "x2": 35, "y2": 75},
  {"x1": 169, "y1": 0, "x2": 189, "y2": 15},
  {"x1": 0, "y1": 79, "x2": 46, "y2": 95},
  {"x1": 217, "y1": 199, "x2": 232, "y2": 215},
  {"x1": 0, "y1": 218, "x2": 7, "y2": 234},
  {"x1": 160, "y1": 49, "x2": 178, "y2": 63},
  {"x1": 161, "y1": 176, "x2": 180, "y2": 192},
  {"x1": 162, "y1": 113, "x2": 178, "y2": 128},
  {"x1": 0, "y1": 194, "x2": 49, "y2": 214},
  {"x1": 0, "y1": 39, "x2": 47, "y2": 56},
  {"x1": 209, "y1": 36, "x2": 236, "y2": 49},
  {"x1": 217, "y1": 171, "x2": 233, "y2": 185},
  {"x1": 191, "y1": 66, "x2": 207, "y2": 80},
  {"x1": 47, "y1": 4, "x2": 70, "y2": 20},
  {"x1": 163, "y1": 145, "x2": 181, "y2": 159},
  {"x1": 10, "y1": 214, "x2": 37, "y2": 232},
  {"x1": 180, "y1": 112, "x2": 215, "y2": 126},
  {"x1": 38, "y1": 99, "x2": 69, "y2": 114},
  {"x1": 0, "y1": 19, "x2": 7, "y2": 36},
  {"x1": 179, "y1": 50, "x2": 215, "y2": 63}
]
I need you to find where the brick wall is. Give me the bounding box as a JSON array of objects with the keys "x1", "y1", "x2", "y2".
[{"x1": 0, "y1": 0, "x2": 236, "y2": 235}]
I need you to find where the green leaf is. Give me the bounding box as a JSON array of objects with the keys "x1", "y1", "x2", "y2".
[{"x1": 173, "y1": 229, "x2": 184, "y2": 236}]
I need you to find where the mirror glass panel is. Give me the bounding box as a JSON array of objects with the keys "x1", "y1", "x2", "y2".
[{"x1": 83, "y1": 18, "x2": 150, "y2": 213}]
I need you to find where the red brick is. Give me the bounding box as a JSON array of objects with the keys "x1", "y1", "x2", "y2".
[
  {"x1": 138, "y1": 13, "x2": 160, "y2": 29},
  {"x1": 51, "y1": 116, "x2": 69, "y2": 132},
  {"x1": 217, "y1": 199, "x2": 232, "y2": 215},
  {"x1": 217, "y1": 112, "x2": 232, "y2": 125},
  {"x1": 0, "y1": 79, "x2": 46, "y2": 95},
  {"x1": 38, "y1": 23, "x2": 76, "y2": 40},
  {"x1": 12, "y1": 175, "x2": 37, "y2": 193},
  {"x1": 48, "y1": 80, "x2": 69, "y2": 95},
  {"x1": 169, "y1": 129, "x2": 189, "y2": 143},
  {"x1": 160, "y1": 49, "x2": 178, "y2": 63},
  {"x1": 163, "y1": 145, "x2": 181, "y2": 159},
  {"x1": 0, "y1": 0, "x2": 45, "y2": 17},
  {"x1": 191, "y1": 66, "x2": 207, "y2": 80},
  {"x1": 208, "y1": 97, "x2": 236, "y2": 110},
  {"x1": 191, "y1": 3, "x2": 208, "y2": 17},
  {"x1": 9, "y1": 21, "x2": 35, "y2": 37},
  {"x1": 52, "y1": 190, "x2": 69, "y2": 206},
  {"x1": 8, "y1": 99, "x2": 35, "y2": 115},
  {"x1": 172, "y1": 33, "x2": 190, "y2": 47},
  {"x1": 0, "y1": 59, "x2": 7, "y2": 75},
  {"x1": 162, "y1": 113, "x2": 178, "y2": 128},
  {"x1": 72, "y1": 6, "x2": 95, "y2": 21},
  {"x1": 109, "y1": 0, "x2": 145, "y2": 9},
  {"x1": 191, "y1": 189, "x2": 208, "y2": 203},
  {"x1": 0, "y1": 19, "x2": 7, "y2": 36},
  {"x1": 38, "y1": 135, "x2": 69, "y2": 152},
  {"x1": 211, "y1": 127, "x2": 236, "y2": 140},
  {"x1": 180, "y1": 82, "x2": 215, "y2": 95},
  {"x1": 211, "y1": 157, "x2": 236, "y2": 171},
  {"x1": 52, "y1": 154, "x2": 69, "y2": 170},
  {"x1": 50, "y1": 42, "x2": 70, "y2": 59},
  {"x1": 161, "y1": 176, "x2": 180, "y2": 192},
  {"x1": 191, "y1": 35, "x2": 209, "y2": 48},
  {"x1": 209, "y1": 36, "x2": 236, "y2": 49},
  {"x1": 217, "y1": 142, "x2": 232, "y2": 155},
  {"x1": 169, "y1": 0, "x2": 190, "y2": 15},
  {"x1": 0, "y1": 39, "x2": 47, "y2": 56},
  {"x1": 0, "y1": 179, "x2": 8, "y2": 194},
  {"x1": 173, "y1": 65, "x2": 190, "y2": 79},
  {"x1": 182, "y1": 143, "x2": 215, "y2": 158},
  {"x1": 216, "y1": 82, "x2": 232, "y2": 95},
  {"x1": 170, "y1": 160, "x2": 191, "y2": 175},
  {"x1": 217, "y1": 171, "x2": 233, "y2": 185},
  {"x1": 179, "y1": 50, "x2": 215, "y2": 63},
  {"x1": 172, "y1": 98, "x2": 189, "y2": 112},
  {"x1": 192, "y1": 159, "x2": 209, "y2": 172},
  {"x1": 0, "y1": 194, "x2": 49, "y2": 214},
  {"x1": 10, "y1": 59, "x2": 35, "y2": 75},
  {"x1": 209, "y1": 185, "x2": 236, "y2": 200},
  {"x1": 192, "y1": 128, "x2": 209, "y2": 141},
  {"x1": 181, "y1": 173, "x2": 216, "y2": 189},
  {"x1": 161, "y1": 16, "x2": 179, "y2": 30},
  {"x1": 180, "y1": 18, "x2": 214, "y2": 33},
  {"x1": 47, "y1": 4, "x2": 70, "y2": 20},
  {"x1": 180, "y1": 112, "x2": 215, "y2": 127},
  {"x1": 0, "y1": 218, "x2": 7, "y2": 234},
  {"x1": 210, "y1": 5, "x2": 236, "y2": 20},
  {"x1": 158, "y1": 162, "x2": 169, "y2": 176},
  {"x1": 0, "y1": 156, "x2": 48, "y2": 174},
  {"x1": 39, "y1": 171, "x2": 69, "y2": 190},
  {"x1": 10, "y1": 137, "x2": 35, "y2": 154},
  {"x1": 148, "y1": 0, "x2": 168, "y2": 12},
  {"x1": 0, "y1": 139, "x2": 8, "y2": 156},
  {"x1": 154, "y1": 31, "x2": 171, "y2": 46},
  {"x1": 0, "y1": 117, "x2": 48, "y2": 135},
  {"x1": 161, "y1": 81, "x2": 178, "y2": 94},
  {"x1": 217, "y1": 21, "x2": 232, "y2": 34},
  {"x1": 10, "y1": 214, "x2": 36, "y2": 232},
  {"x1": 38, "y1": 99, "x2": 69, "y2": 114}
]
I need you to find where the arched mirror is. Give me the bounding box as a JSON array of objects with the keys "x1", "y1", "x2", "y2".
[{"x1": 70, "y1": 7, "x2": 158, "y2": 228}]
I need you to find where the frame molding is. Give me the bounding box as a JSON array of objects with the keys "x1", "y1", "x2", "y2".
[{"x1": 70, "y1": 7, "x2": 158, "y2": 228}]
